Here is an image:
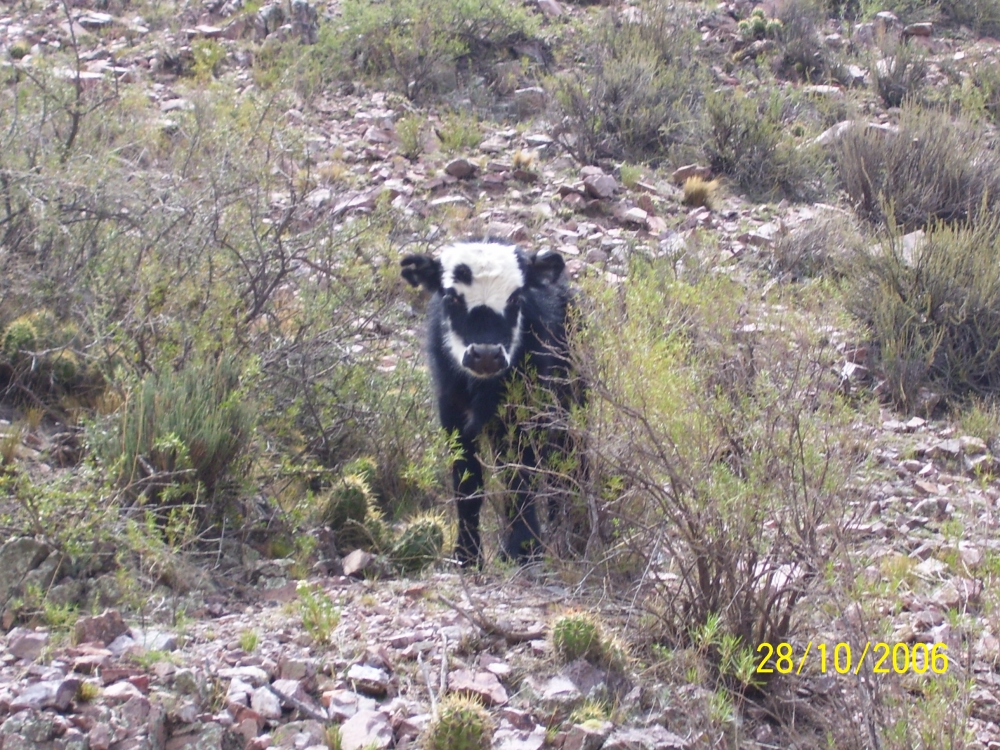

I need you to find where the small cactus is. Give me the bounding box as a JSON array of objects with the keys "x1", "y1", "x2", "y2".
[
  {"x1": 390, "y1": 513, "x2": 446, "y2": 572},
  {"x1": 422, "y1": 694, "x2": 493, "y2": 750},
  {"x1": 343, "y1": 455, "x2": 378, "y2": 488},
  {"x1": 323, "y1": 474, "x2": 371, "y2": 528},
  {"x1": 3, "y1": 318, "x2": 36, "y2": 359},
  {"x1": 552, "y1": 612, "x2": 603, "y2": 663}
]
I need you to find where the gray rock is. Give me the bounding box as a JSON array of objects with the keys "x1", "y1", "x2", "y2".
[
  {"x1": 164, "y1": 722, "x2": 227, "y2": 750},
  {"x1": 583, "y1": 174, "x2": 617, "y2": 200},
  {"x1": 0, "y1": 538, "x2": 52, "y2": 608},
  {"x1": 565, "y1": 720, "x2": 614, "y2": 750},
  {"x1": 445, "y1": 158, "x2": 478, "y2": 179},
  {"x1": 0, "y1": 710, "x2": 60, "y2": 744},
  {"x1": 10, "y1": 678, "x2": 81, "y2": 711},
  {"x1": 7, "y1": 628, "x2": 49, "y2": 661},
  {"x1": 251, "y1": 685, "x2": 283, "y2": 720},
  {"x1": 514, "y1": 87, "x2": 547, "y2": 118},
  {"x1": 254, "y1": 3, "x2": 285, "y2": 41},
  {"x1": 347, "y1": 664, "x2": 389, "y2": 697},
  {"x1": 290, "y1": 0, "x2": 319, "y2": 44},
  {"x1": 340, "y1": 709, "x2": 392, "y2": 750},
  {"x1": 603, "y1": 725, "x2": 689, "y2": 750},
  {"x1": 271, "y1": 719, "x2": 326, "y2": 749}
]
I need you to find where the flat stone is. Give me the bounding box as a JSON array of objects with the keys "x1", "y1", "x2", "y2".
[
  {"x1": 670, "y1": 164, "x2": 711, "y2": 184},
  {"x1": 583, "y1": 174, "x2": 617, "y2": 200},
  {"x1": 340, "y1": 709, "x2": 392, "y2": 750},
  {"x1": 604, "y1": 725, "x2": 690, "y2": 750},
  {"x1": 347, "y1": 664, "x2": 389, "y2": 697},
  {"x1": 7, "y1": 629, "x2": 48, "y2": 661},
  {"x1": 10, "y1": 678, "x2": 80, "y2": 711},
  {"x1": 75, "y1": 609, "x2": 127, "y2": 646},
  {"x1": 251, "y1": 685, "x2": 282, "y2": 720},
  {"x1": 448, "y1": 668, "x2": 508, "y2": 706},
  {"x1": 445, "y1": 158, "x2": 478, "y2": 179},
  {"x1": 565, "y1": 720, "x2": 614, "y2": 750},
  {"x1": 103, "y1": 680, "x2": 144, "y2": 704},
  {"x1": 342, "y1": 549, "x2": 374, "y2": 578}
]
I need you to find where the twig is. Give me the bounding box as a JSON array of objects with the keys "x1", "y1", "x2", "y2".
[
  {"x1": 267, "y1": 683, "x2": 330, "y2": 724},
  {"x1": 418, "y1": 650, "x2": 438, "y2": 719},
  {"x1": 439, "y1": 633, "x2": 448, "y2": 698},
  {"x1": 436, "y1": 594, "x2": 546, "y2": 644}
]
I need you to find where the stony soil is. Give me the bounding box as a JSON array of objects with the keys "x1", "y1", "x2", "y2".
[{"x1": 4, "y1": 0, "x2": 1000, "y2": 748}]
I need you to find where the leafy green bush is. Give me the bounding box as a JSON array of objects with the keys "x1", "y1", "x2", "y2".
[
  {"x1": 92, "y1": 357, "x2": 253, "y2": 516},
  {"x1": 848, "y1": 216, "x2": 1000, "y2": 407},
  {"x1": 705, "y1": 90, "x2": 825, "y2": 201},
  {"x1": 554, "y1": 1, "x2": 707, "y2": 164},
  {"x1": 833, "y1": 106, "x2": 1000, "y2": 229}
]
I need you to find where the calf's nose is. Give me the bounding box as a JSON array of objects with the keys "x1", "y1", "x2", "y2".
[{"x1": 463, "y1": 344, "x2": 506, "y2": 376}]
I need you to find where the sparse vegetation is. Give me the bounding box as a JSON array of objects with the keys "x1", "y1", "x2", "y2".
[{"x1": 2, "y1": 0, "x2": 1000, "y2": 745}]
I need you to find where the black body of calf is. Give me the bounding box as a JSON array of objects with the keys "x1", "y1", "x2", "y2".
[{"x1": 401, "y1": 242, "x2": 575, "y2": 567}]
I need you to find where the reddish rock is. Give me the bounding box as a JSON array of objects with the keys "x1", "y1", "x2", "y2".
[
  {"x1": 74, "y1": 609, "x2": 127, "y2": 646},
  {"x1": 583, "y1": 174, "x2": 617, "y2": 200},
  {"x1": 448, "y1": 668, "x2": 508, "y2": 706}
]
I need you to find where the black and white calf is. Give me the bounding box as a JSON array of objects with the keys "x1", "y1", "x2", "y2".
[{"x1": 401, "y1": 242, "x2": 575, "y2": 567}]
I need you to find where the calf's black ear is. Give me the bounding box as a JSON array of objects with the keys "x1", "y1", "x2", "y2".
[
  {"x1": 401, "y1": 254, "x2": 443, "y2": 292},
  {"x1": 525, "y1": 249, "x2": 565, "y2": 286}
]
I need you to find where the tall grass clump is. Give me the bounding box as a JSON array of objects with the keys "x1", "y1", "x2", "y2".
[
  {"x1": 554, "y1": 1, "x2": 707, "y2": 164},
  {"x1": 93, "y1": 357, "x2": 253, "y2": 516},
  {"x1": 833, "y1": 106, "x2": 1000, "y2": 230},
  {"x1": 576, "y1": 260, "x2": 862, "y2": 651},
  {"x1": 848, "y1": 215, "x2": 1000, "y2": 408}
]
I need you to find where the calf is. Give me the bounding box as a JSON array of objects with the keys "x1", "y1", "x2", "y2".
[{"x1": 401, "y1": 242, "x2": 575, "y2": 567}]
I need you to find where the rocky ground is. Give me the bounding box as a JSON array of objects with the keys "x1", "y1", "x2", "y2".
[{"x1": 5, "y1": 0, "x2": 1000, "y2": 748}]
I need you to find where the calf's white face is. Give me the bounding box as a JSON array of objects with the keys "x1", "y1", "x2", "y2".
[{"x1": 438, "y1": 243, "x2": 526, "y2": 378}]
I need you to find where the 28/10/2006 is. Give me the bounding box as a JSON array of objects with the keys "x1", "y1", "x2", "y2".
[{"x1": 756, "y1": 641, "x2": 949, "y2": 675}]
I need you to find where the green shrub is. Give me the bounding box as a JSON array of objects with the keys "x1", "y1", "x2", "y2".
[
  {"x1": 335, "y1": 0, "x2": 538, "y2": 102},
  {"x1": 554, "y1": 1, "x2": 707, "y2": 164},
  {"x1": 833, "y1": 106, "x2": 1000, "y2": 229},
  {"x1": 422, "y1": 694, "x2": 493, "y2": 750},
  {"x1": 92, "y1": 357, "x2": 253, "y2": 516},
  {"x1": 704, "y1": 90, "x2": 824, "y2": 201},
  {"x1": 848, "y1": 216, "x2": 1000, "y2": 407}
]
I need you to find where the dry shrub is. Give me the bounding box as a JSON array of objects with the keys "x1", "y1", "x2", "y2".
[
  {"x1": 768, "y1": 213, "x2": 864, "y2": 280},
  {"x1": 870, "y1": 37, "x2": 927, "y2": 109},
  {"x1": 682, "y1": 177, "x2": 718, "y2": 209},
  {"x1": 576, "y1": 261, "x2": 863, "y2": 651},
  {"x1": 833, "y1": 106, "x2": 1000, "y2": 230},
  {"x1": 848, "y1": 214, "x2": 1000, "y2": 408},
  {"x1": 554, "y1": 1, "x2": 707, "y2": 164},
  {"x1": 705, "y1": 90, "x2": 826, "y2": 202}
]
